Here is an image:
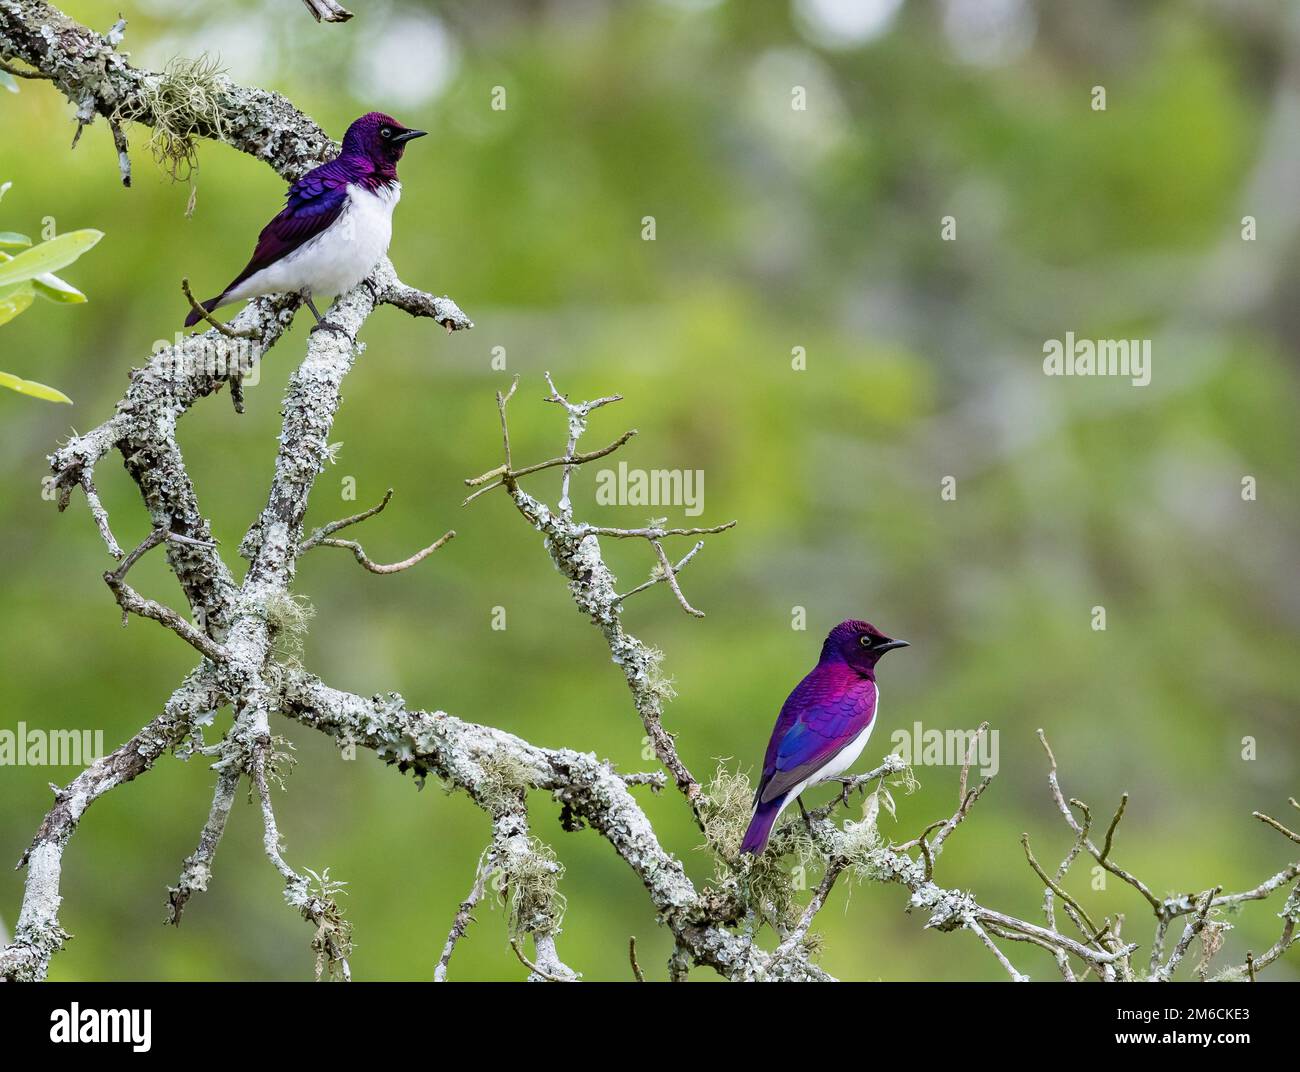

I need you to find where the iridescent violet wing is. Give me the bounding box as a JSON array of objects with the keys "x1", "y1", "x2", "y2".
[{"x1": 757, "y1": 668, "x2": 876, "y2": 804}]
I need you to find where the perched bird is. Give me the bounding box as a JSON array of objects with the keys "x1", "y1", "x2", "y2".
[
  {"x1": 740, "y1": 619, "x2": 909, "y2": 856},
  {"x1": 184, "y1": 112, "x2": 427, "y2": 328}
]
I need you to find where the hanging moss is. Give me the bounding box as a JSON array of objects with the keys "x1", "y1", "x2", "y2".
[
  {"x1": 500, "y1": 838, "x2": 567, "y2": 940},
  {"x1": 112, "y1": 54, "x2": 228, "y2": 197}
]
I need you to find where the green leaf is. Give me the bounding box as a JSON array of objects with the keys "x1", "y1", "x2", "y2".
[
  {"x1": 33, "y1": 272, "x2": 87, "y2": 303},
  {"x1": 0, "y1": 369, "x2": 72, "y2": 404},
  {"x1": 0, "y1": 281, "x2": 35, "y2": 325},
  {"x1": 0, "y1": 229, "x2": 103, "y2": 288},
  {"x1": 0, "y1": 70, "x2": 17, "y2": 94},
  {"x1": 0, "y1": 231, "x2": 32, "y2": 248},
  {"x1": 1, "y1": 252, "x2": 90, "y2": 303}
]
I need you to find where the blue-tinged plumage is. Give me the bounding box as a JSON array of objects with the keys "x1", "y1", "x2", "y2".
[
  {"x1": 741, "y1": 619, "x2": 909, "y2": 855},
  {"x1": 764, "y1": 673, "x2": 878, "y2": 800},
  {"x1": 184, "y1": 112, "x2": 427, "y2": 328}
]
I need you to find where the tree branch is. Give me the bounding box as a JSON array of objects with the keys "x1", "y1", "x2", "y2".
[
  {"x1": 1, "y1": 670, "x2": 219, "y2": 980},
  {"x1": 4, "y1": 0, "x2": 1294, "y2": 986},
  {"x1": 301, "y1": 0, "x2": 353, "y2": 23}
]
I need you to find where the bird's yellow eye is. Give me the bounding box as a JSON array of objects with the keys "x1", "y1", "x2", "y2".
[{"x1": 860, "y1": 635, "x2": 872, "y2": 647}]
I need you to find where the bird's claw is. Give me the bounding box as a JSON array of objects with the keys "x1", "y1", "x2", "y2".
[{"x1": 310, "y1": 321, "x2": 353, "y2": 345}]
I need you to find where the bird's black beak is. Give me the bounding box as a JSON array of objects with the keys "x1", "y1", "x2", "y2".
[
  {"x1": 876, "y1": 638, "x2": 910, "y2": 652},
  {"x1": 393, "y1": 129, "x2": 428, "y2": 144}
]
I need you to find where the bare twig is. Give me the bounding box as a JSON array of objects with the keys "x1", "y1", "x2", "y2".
[
  {"x1": 299, "y1": 489, "x2": 395, "y2": 551},
  {"x1": 957, "y1": 721, "x2": 989, "y2": 804},
  {"x1": 0, "y1": 56, "x2": 50, "y2": 78},
  {"x1": 1254, "y1": 810, "x2": 1300, "y2": 845},
  {"x1": 930, "y1": 777, "x2": 992, "y2": 855},
  {"x1": 464, "y1": 376, "x2": 729, "y2": 805},
  {"x1": 584, "y1": 521, "x2": 737, "y2": 539},
  {"x1": 434, "y1": 847, "x2": 492, "y2": 982},
  {"x1": 1099, "y1": 793, "x2": 1129, "y2": 863},
  {"x1": 380, "y1": 282, "x2": 473, "y2": 332},
  {"x1": 509, "y1": 937, "x2": 574, "y2": 982},
  {"x1": 650, "y1": 539, "x2": 704, "y2": 617},
  {"x1": 104, "y1": 528, "x2": 228, "y2": 663},
  {"x1": 621, "y1": 771, "x2": 668, "y2": 790},
  {"x1": 462, "y1": 429, "x2": 638, "y2": 504},
  {"x1": 629, "y1": 936, "x2": 646, "y2": 982},
  {"x1": 308, "y1": 531, "x2": 455, "y2": 574},
  {"x1": 1037, "y1": 730, "x2": 1162, "y2": 913},
  {"x1": 967, "y1": 918, "x2": 1028, "y2": 982},
  {"x1": 543, "y1": 371, "x2": 624, "y2": 516},
  {"x1": 617, "y1": 541, "x2": 704, "y2": 603},
  {"x1": 181, "y1": 278, "x2": 259, "y2": 340},
  {"x1": 108, "y1": 117, "x2": 130, "y2": 187},
  {"x1": 1020, "y1": 833, "x2": 1103, "y2": 947}
]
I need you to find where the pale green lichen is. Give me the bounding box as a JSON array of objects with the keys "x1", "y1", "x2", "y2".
[
  {"x1": 699, "y1": 761, "x2": 753, "y2": 860},
  {"x1": 477, "y1": 752, "x2": 534, "y2": 813},
  {"x1": 112, "y1": 54, "x2": 228, "y2": 184},
  {"x1": 642, "y1": 644, "x2": 676, "y2": 705},
  {"x1": 499, "y1": 838, "x2": 566, "y2": 940},
  {"x1": 1194, "y1": 914, "x2": 1231, "y2": 978},
  {"x1": 697, "y1": 762, "x2": 806, "y2": 932},
  {"x1": 255, "y1": 590, "x2": 315, "y2": 670},
  {"x1": 266, "y1": 734, "x2": 297, "y2": 791},
  {"x1": 698, "y1": 759, "x2": 913, "y2": 937},
  {"x1": 300, "y1": 867, "x2": 351, "y2": 982}
]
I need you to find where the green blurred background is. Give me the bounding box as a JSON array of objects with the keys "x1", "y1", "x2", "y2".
[{"x1": 1, "y1": 0, "x2": 1297, "y2": 981}]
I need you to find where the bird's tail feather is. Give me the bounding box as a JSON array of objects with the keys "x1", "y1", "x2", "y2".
[
  {"x1": 184, "y1": 293, "x2": 224, "y2": 328},
  {"x1": 740, "y1": 795, "x2": 786, "y2": 856}
]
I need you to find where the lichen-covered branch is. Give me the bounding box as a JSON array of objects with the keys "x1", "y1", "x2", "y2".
[
  {"x1": 271, "y1": 671, "x2": 831, "y2": 980},
  {"x1": 166, "y1": 766, "x2": 240, "y2": 925},
  {"x1": 463, "y1": 374, "x2": 739, "y2": 809},
  {"x1": 3, "y1": 0, "x2": 1295, "y2": 986},
  {"x1": 0, "y1": 670, "x2": 220, "y2": 980},
  {"x1": 301, "y1": 0, "x2": 353, "y2": 24},
  {"x1": 1, "y1": 0, "x2": 470, "y2": 982}
]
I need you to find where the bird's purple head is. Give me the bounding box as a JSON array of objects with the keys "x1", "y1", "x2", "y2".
[
  {"x1": 340, "y1": 112, "x2": 428, "y2": 170},
  {"x1": 821, "y1": 619, "x2": 909, "y2": 673}
]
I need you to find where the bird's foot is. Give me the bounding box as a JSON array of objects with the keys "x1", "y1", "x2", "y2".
[
  {"x1": 303, "y1": 295, "x2": 325, "y2": 323},
  {"x1": 310, "y1": 321, "x2": 353, "y2": 345},
  {"x1": 797, "y1": 796, "x2": 814, "y2": 834}
]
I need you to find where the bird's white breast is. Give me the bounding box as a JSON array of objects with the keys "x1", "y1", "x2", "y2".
[{"x1": 230, "y1": 182, "x2": 400, "y2": 303}]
